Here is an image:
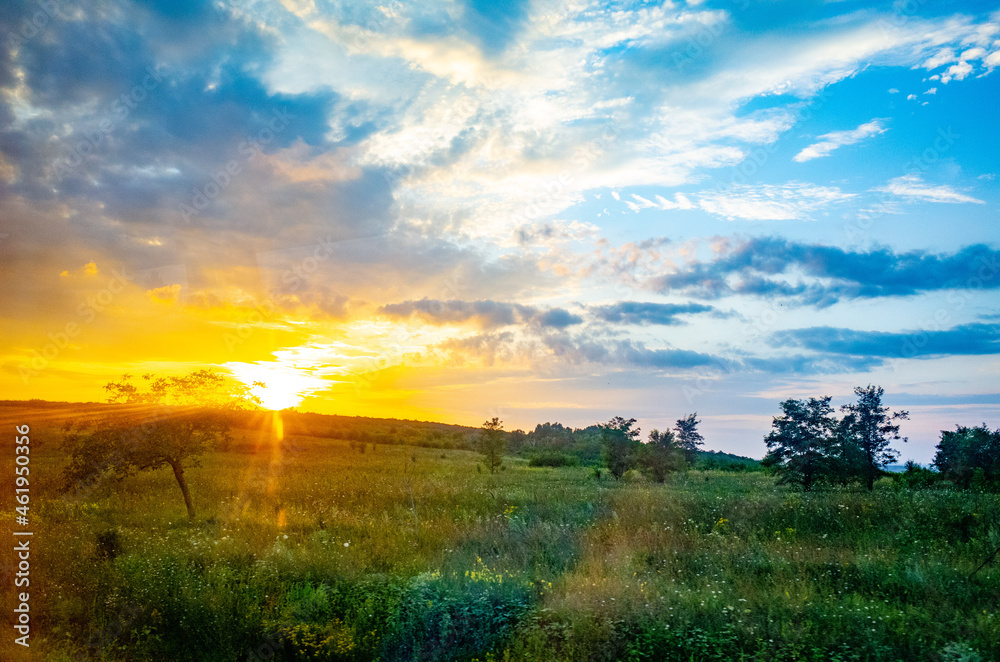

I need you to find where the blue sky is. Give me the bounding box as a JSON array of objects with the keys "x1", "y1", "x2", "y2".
[{"x1": 1, "y1": 0, "x2": 998, "y2": 462}]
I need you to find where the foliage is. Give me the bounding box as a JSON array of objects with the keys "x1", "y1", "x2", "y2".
[
  {"x1": 894, "y1": 461, "x2": 939, "y2": 490},
  {"x1": 674, "y1": 413, "x2": 705, "y2": 465},
  {"x1": 61, "y1": 370, "x2": 260, "y2": 518},
  {"x1": 763, "y1": 396, "x2": 838, "y2": 491},
  {"x1": 934, "y1": 424, "x2": 1000, "y2": 490},
  {"x1": 528, "y1": 451, "x2": 579, "y2": 467},
  {"x1": 478, "y1": 417, "x2": 507, "y2": 474},
  {"x1": 840, "y1": 385, "x2": 909, "y2": 491},
  {"x1": 695, "y1": 451, "x2": 764, "y2": 472},
  {"x1": 600, "y1": 416, "x2": 641, "y2": 479},
  {"x1": 638, "y1": 428, "x2": 685, "y2": 482},
  {"x1": 11, "y1": 400, "x2": 1000, "y2": 661}
]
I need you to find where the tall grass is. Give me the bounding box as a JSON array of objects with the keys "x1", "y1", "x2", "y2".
[{"x1": 2, "y1": 411, "x2": 998, "y2": 661}]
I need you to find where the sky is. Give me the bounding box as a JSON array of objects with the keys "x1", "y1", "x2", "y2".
[{"x1": 1, "y1": 0, "x2": 998, "y2": 463}]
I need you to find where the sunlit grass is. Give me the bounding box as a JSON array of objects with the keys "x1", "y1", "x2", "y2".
[{"x1": 3, "y1": 410, "x2": 998, "y2": 661}]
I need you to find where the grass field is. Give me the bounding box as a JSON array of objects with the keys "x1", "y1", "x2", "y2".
[{"x1": 2, "y1": 406, "x2": 999, "y2": 661}]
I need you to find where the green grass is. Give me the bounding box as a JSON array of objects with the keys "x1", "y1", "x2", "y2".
[{"x1": 3, "y1": 409, "x2": 999, "y2": 661}]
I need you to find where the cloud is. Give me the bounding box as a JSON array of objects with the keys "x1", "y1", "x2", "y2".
[
  {"x1": 625, "y1": 192, "x2": 695, "y2": 213},
  {"x1": 378, "y1": 298, "x2": 581, "y2": 329},
  {"x1": 772, "y1": 323, "x2": 1000, "y2": 359},
  {"x1": 591, "y1": 301, "x2": 718, "y2": 325},
  {"x1": 792, "y1": 119, "x2": 887, "y2": 162},
  {"x1": 651, "y1": 238, "x2": 1000, "y2": 304},
  {"x1": 697, "y1": 182, "x2": 855, "y2": 221},
  {"x1": 876, "y1": 174, "x2": 985, "y2": 204}
]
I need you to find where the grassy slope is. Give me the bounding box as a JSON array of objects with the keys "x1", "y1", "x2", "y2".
[{"x1": 1, "y1": 404, "x2": 997, "y2": 661}]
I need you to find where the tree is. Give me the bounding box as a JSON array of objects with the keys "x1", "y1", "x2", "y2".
[
  {"x1": 674, "y1": 413, "x2": 704, "y2": 465},
  {"x1": 601, "y1": 416, "x2": 640, "y2": 480},
  {"x1": 840, "y1": 385, "x2": 908, "y2": 491},
  {"x1": 62, "y1": 370, "x2": 260, "y2": 519},
  {"x1": 934, "y1": 424, "x2": 1000, "y2": 490},
  {"x1": 477, "y1": 417, "x2": 506, "y2": 474},
  {"x1": 827, "y1": 413, "x2": 868, "y2": 486},
  {"x1": 639, "y1": 428, "x2": 685, "y2": 482},
  {"x1": 762, "y1": 396, "x2": 837, "y2": 491}
]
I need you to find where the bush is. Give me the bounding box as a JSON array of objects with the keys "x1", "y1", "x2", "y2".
[{"x1": 528, "y1": 452, "x2": 578, "y2": 467}]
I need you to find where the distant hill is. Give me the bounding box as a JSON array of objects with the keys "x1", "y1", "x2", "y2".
[{"x1": 0, "y1": 400, "x2": 761, "y2": 467}]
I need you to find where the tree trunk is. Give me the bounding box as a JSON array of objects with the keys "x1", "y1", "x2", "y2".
[{"x1": 170, "y1": 460, "x2": 196, "y2": 519}]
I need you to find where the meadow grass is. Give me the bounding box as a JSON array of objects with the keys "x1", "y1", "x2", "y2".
[{"x1": 2, "y1": 410, "x2": 998, "y2": 661}]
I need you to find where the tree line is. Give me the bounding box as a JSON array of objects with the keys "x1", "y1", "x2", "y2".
[
  {"x1": 762, "y1": 384, "x2": 1000, "y2": 492},
  {"x1": 59, "y1": 372, "x2": 1000, "y2": 522},
  {"x1": 476, "y1": 413, "x2": 707, "y2": 481}
]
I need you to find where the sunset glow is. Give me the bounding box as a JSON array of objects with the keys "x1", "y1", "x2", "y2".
[{"x1": 1, "y1": 0, "x2": 998, "y2": 462}]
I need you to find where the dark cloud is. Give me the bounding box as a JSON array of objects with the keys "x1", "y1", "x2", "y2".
[
  {"x1": 439, "y1": 328, "x2": 877, "y2": 376},
  {"x1": 378, "y1": 299, "x2": 582, "y2": 329},
  {"x1": 380, "y1": 299, "x2": 532, "y2": 327},
  {"x1": 653, "y1": 237, "x2": 1000, "y2": 306},
  {"x1": 536, "y1": 308, "x2": 584, "y2": 328},
  {"x1": 0, "y1": 0, "x2": 344, "y2": 216},
  {"x1": 592, "y1": 301, "x2": 719, "y2": 325},
  {"x1": 610, "y1": 340, "x2": 719, "y2": 369},
  {"x1": 772, "y1": 323, "x2": 1000, "y2": 359}
]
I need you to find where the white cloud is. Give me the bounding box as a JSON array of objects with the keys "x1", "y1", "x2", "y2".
[
  {"x1": 625, "y1": 192, "x2": 696, "y2": 213},
  {"x1": 924, "y1": 87, "x2": 938, "y2": 94},
  {"x1": 940, "y1": 61, "x2": 973, "y2": 83},
  {"x1": 907, "y1": 93, "x2": 917, "y2": 100},
  {"x1": 261, "y1": 3, "x2": 1000, "y2": 241},
  {"x1": 876, "y1": 174, "x2": 985, "y2": 204},
  {"x1": 792, "y1": 119, "x2": 888, "y2": 162},
  {"x1": 697, "y1": 182, "x2": 855, "y2": 221},
  {"x1": 921, "y1": 48, "x2": 956, "y2": 69}
]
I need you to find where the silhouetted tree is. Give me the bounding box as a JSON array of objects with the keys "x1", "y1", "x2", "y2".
[
  {"x1": 601, "y1": 416, "x2": 640, "y2": 479},
  {"x1": 762, "y1": 396, "x2": 837, "y2": 491},
  {"x1": 822, "y1": 411, "x2": 864, "y2": 486},
  {"x1": 62, "y1": 370, "x2": 260, "y2": 519},
  {"x1": 840, "y1": 385, "x2": 908, "y2": 491},
  {"x1": 934, "y1": 424, "x2": 1000, "y2": 490},
  {"x1": 674, "y1": 413, "x2": 704, "y2": 465}
]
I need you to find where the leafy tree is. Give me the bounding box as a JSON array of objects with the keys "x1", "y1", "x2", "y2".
[
  {"x1": 508, "y1": 429, "x2": 527, "y2": 454},
  {"x1": 933, "y1": 424, "x2": 1000, "y2": 490},
  {"x1": 62, "y1": 370, "x2": 260, "y2": 519},
  {"x1": 840, "y1": 385, "x2": 908, "y2": 491},
  {"x1": 762, "y1": 396, "x2": 837, "y2": 490},
  {"x1": 828, "y1": 413, "x2": 868, "y2": 486},
  {"x1": 527, "y1": 422, "x2": 574, "y2": 450},
  {"x1": 674, "y1": 413, "x2": 704, "y2": 465},
  {"x1": 601, "y1": 416, "x2": 640, "y2": 480},
  {"x1": 639, "y1": 428, "x2": 685, "y2": 482},
  {"x1": 477, "y1": 417, "x2": 507, "y2": 474}
]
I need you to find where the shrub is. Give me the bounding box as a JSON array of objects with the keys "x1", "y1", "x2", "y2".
[{"x1": 528, "y1": 452, "x2": 578, "y2": 467}]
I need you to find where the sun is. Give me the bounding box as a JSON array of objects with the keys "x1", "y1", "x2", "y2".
[{"x1": 225, "y1": 360, "x2": 330, "y2": 410}]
